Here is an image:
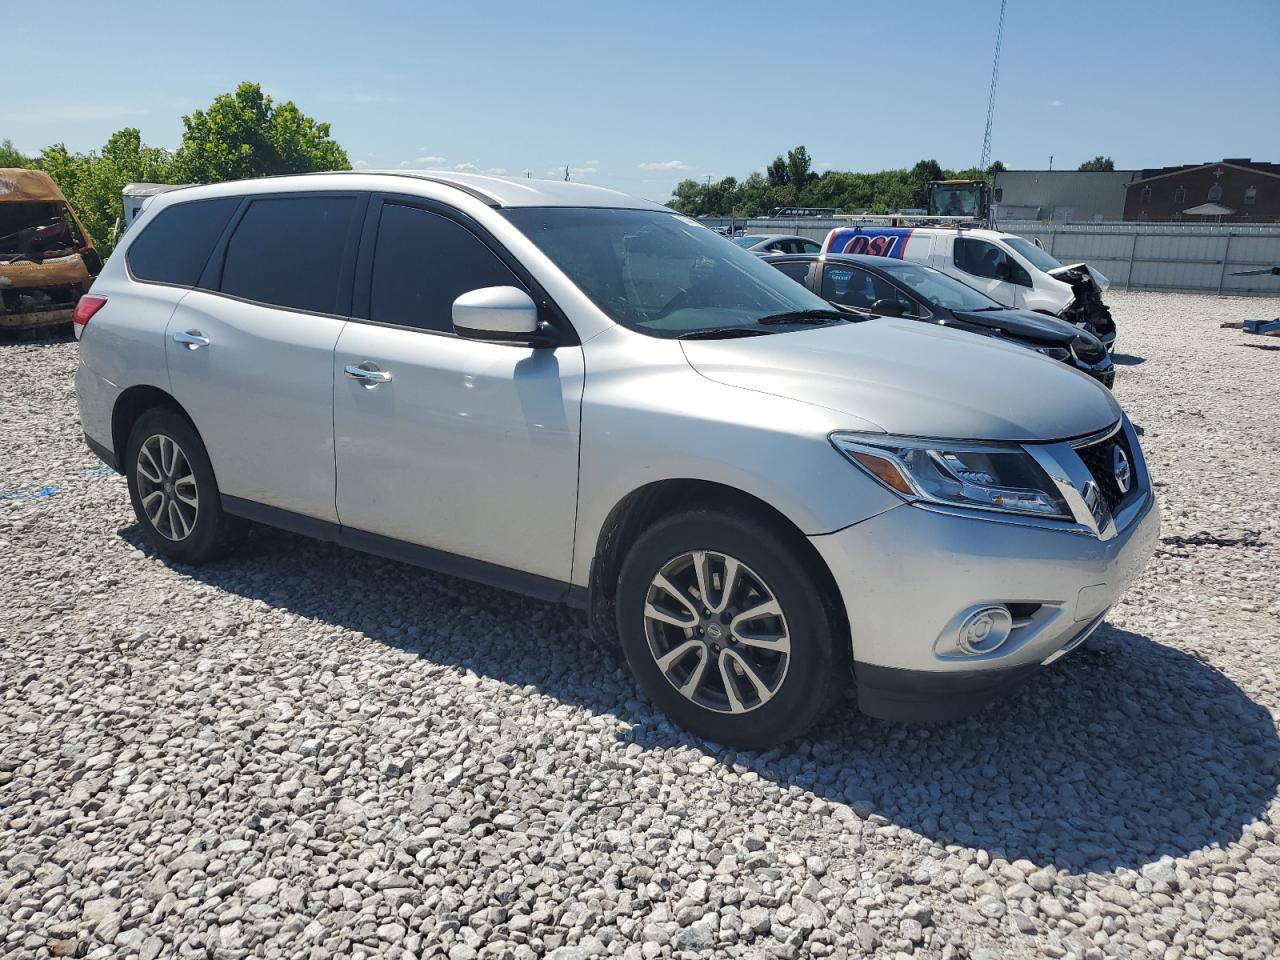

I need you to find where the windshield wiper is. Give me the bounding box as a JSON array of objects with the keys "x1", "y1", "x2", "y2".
[
  {"x1": 677, "y1": 326, "x2": 773, "y2": 340},
  {"x1": 755, "y1": 309, "x2": 850, "y2": 326}
]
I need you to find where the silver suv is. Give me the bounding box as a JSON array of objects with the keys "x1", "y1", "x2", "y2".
[{"x1": 75, "y1": 172, "x2": 1159, "y2": 747}]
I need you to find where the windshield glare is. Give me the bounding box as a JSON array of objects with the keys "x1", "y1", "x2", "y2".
[
  {"x1": 1005, "y1": 236, "x2": 1062, "y2": 272},
  {"x1": 876, "y1": 261, "x2": 1001, "y2": 312},
  {"x1": 732, "y1": 235, "x2": 766, "y2": 247},
  {"x1": 503, "y1": 209, "x2": 834, "y2": 336}
]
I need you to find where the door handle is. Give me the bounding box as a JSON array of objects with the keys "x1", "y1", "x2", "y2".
[
  {"x1": 173, "y1": 330, "x2": 210, "y2": 350},
  {"x1": 344, "y1": 362, "x2": 393, "y2": 388}
]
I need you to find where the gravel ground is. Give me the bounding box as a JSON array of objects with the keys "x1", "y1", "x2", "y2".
[{"x1": 2, "y1": 291, "x2": 1279, "y2": 960}]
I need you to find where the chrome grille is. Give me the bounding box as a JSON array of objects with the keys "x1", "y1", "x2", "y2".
[{"x1": 1075, "y1": 427, "x2": 1135, "y2": 513}]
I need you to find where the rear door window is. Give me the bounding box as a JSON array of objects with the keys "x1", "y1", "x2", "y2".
[
  {"x1": 220, "y1": 195, "x2": 360, "y2": 314},
  {"x1": 771, "y1": 260, "x2": 812, "y2": 285},
  {"x1": 127, "y1": 197, "x2": 240, "y2": 286},
  {"x1": 367, "y1": 203, "x2": 523, "y2": 334}
]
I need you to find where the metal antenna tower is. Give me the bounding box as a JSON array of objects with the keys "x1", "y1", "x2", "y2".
[{"x1": 979, "y1": 0, "x2": 1007, "y2": 172}]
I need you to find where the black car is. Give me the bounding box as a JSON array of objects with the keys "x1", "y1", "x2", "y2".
[{"x1": 764, "y1": 253, "x2": 1115, "y2": 388}]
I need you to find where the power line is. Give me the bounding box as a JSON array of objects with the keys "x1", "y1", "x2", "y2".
[{"x1": 979, "y1": 0, "x2": 1007, "y2": 172}]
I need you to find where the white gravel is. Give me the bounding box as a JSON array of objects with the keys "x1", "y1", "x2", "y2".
[{"x1": 2, "y1": 291, "x2": 1279, "y2": 960}]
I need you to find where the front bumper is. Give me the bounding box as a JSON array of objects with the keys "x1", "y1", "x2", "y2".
[{"x1": 810, "y1": 451, "x2": 1159, "y2": 721}]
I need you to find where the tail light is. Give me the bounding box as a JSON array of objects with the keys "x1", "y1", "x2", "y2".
[{"x1": 72, "y1": 295, "x2": 107, "y2": 339}]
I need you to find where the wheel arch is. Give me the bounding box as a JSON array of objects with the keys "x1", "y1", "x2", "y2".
[
  {"x1": 111, "y1": 384, "x2": 199, "y2": 469},
  {"x1": 585, "y1": 478, "x2": 850, "y2": 656}
]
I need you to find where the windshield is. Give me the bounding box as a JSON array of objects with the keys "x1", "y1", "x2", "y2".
[
  {"x1": 932, "y1": 186, "x2": 978, "y2": 217},
  {"x1": 1004, "y1": 236, "x2": 1062, "y2": 272},
  {"x1": 874, "y1": 261, "x2": 1002, "y2": 312},
  {"x1": 732, "y1": 235, "x2": 767, "y2": 247},
  {"x1": 503, "y1": 209, "x2": 836, "y2": 337}
]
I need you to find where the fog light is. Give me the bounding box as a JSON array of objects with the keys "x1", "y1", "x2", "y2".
[{"x1": 956, "y1": 605, "x2": 1013, "y2": 655}]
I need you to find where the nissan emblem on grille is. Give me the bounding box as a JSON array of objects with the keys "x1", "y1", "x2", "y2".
[{"x1": 1113, "y1": 445, "x2": 1132, "y2": 495}]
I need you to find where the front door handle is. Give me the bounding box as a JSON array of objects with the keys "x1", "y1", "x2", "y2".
[
  {"x1": 173, "y1": 330, "x2": 210, "y2": 350},
  {"x1": 344, "y1": 362, "x2": 393, "y2": 388}
]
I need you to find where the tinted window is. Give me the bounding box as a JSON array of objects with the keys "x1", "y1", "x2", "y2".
[
  {"x1": 368, "y1": 204, "x2": 522, "y2": 333},
  {"x1": 875, "y1": 262, "x2": 995, "y2": 312},
  {"x1": 127, "y1": 197, "x2": 239, "y2": 286},
  {"x1": 771, "y1": 261, "x2": 812, "y2": 284},
  {"x1": 221, "y1": 196, "x2": 358, "y2": 313},
  {"x1": 503, "y1": 208, "x2": 834, "y2": 338},
  {"x1": 954, "y1": 237, "x2": 1029, "y2": 285},
  {"x1": 822, "y1": 264, "x2": 916, "y2": 315}
]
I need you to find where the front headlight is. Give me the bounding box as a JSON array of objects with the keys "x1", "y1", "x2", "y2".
[
  {"x1": 1071, "y1": 334, "x2": 1106, "y2": 364},
  {"x1": 831, "y1": 433, "x2": 1071, "y2": 519},
  {"x1": 1034, "y1": 345, "x2": 1071, "y2": 362}
]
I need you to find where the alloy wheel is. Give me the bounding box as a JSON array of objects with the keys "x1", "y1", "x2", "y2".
[
  {"x1": 136, "y1": 434, "x2": 199, "y2": 541},
  {"x1": 643, "y1": 550, "x2": 791, "y2": 714}
]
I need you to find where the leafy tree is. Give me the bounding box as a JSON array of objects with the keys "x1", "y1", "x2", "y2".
[
  {"x1": 0, "y1": 139, "x2": 33, "y2": 168},
  {"x1": 766, "y1": 154, "x2": 790, "y2": 188},
  {"x1": 909, "y1": 158, "x2": 945, "y2": 206},
  {"x1": 785, "y1": 146, "x2": 814, "y2": 188},
  {"x1": 173, "y1": 82, "x2": 350, "y2": 183},
  {"x1": 1078, "y1": 156, "x2": 1114, "y2": 172},
  {"x1": 37, "y1": 128, "x2": 176, "y2": 256}
]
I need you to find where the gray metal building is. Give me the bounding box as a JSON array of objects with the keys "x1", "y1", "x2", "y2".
[{"x1": 993, "y1": 170, "x2": 1138, "y2": 223}]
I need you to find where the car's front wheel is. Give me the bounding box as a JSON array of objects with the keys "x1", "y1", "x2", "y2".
[
  {"x1": 125, "y1": 408, "x2": 245, "y2": 564},
  {"x1": 616, "y1": 507, "x2": 848, "y2": 748}
]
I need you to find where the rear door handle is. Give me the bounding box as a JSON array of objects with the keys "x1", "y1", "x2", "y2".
[
  {"x1": 173, "y1": 330, "x2": 210, "y2": 350},
  {"x1": 344, "y1": 362, "x2": 393, "y2": 387}
]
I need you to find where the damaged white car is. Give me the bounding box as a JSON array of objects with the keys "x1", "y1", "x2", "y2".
[{"x1": 822, "y1": 225, "x2": 1117, "y2": 349}]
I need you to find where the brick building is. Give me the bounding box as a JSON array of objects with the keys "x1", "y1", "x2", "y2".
[{"x1": 1123, "y1": 159, "x2": 1280, "y2": 222}]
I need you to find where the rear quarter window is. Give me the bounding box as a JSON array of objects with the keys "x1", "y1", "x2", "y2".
[{"x1": 126, "y1": 197, "x2": 241, "y2": 286}]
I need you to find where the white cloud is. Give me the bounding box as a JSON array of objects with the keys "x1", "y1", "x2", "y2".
[
  {"x1": 351, "y1": 159, "x2": 370, "y2": 169},
  {"x1": 482, "y1": 167, "x2": 507, "y2": 175},
  {"x1": 1048, "y1": 99, "x2": 1064, "y2": 108},
  {"x1": 547, "y1": 164, "x2": 598, "y2": 179},
  {"x1": 453, "y1": 162, "x2": 479, "y2": 172},
  {"x1": 399, "y1": 156, "x2": 449, "y2": 168},
  {"x1": 639, "y1": 160, "x2": 687, "y2": 171}
]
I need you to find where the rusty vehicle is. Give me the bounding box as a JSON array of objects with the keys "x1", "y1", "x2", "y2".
[{"x1": 0, "y1": 169, "x2": 102, "y2": 333}]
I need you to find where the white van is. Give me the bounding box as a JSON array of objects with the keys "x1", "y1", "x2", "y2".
[{"x1": 822, "y1": 226, "x2": 1117, "y2": 348}]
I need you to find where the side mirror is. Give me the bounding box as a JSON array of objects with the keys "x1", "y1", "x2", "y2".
[
  {"x1": 453, "y1": 286, "x2": 554, "y2": 346},
  {"x1": 871, "y1": 298, "x2": 906, "y2": 317}
]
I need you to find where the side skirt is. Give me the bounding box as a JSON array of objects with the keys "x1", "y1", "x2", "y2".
[{"x1": 222, "y1": 495, "x2": 575, "y2": 604}]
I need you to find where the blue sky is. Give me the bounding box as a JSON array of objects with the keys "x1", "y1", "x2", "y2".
[{"x1": 4, "y1": 0, "x2": 1277, "y2": 202}]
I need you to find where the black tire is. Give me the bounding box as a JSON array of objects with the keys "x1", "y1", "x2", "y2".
[
  {"x1": 125, "y1": 407, "x2": 246, "y2": 564},
  {"x1": 616, "y1": 507, "x2": 848, "y2": 748}
]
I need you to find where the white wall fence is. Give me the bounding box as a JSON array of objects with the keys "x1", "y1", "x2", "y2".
[{"x1": 717, "y1": 218, "x2": 1280, "y2": 296}]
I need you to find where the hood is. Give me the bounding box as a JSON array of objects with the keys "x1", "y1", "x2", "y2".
[
  {"x1": 950, "y1": 307, "x2": 1079, "y2": 345},
  {"x1": 680, "y1": 319, "x2": 1121, "y2": 442},
  {"x1": 1048, "y1": 261, "x2": 1110, "y2": 293}
]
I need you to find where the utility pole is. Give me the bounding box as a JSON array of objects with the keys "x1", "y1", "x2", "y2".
[
  {"x1": 564, "y1": 164, "x2": 570, "y2": 182},
  {"x1": 1049, "y1": 155, "x2": 1054, "y2": 171}
]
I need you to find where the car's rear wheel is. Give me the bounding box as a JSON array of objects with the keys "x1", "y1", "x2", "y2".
[
  {"x1": 125, "y1": 408, "x2": 245, "y2": 564},
  {"x1": 616, "y1": 507, "x2": 847, "y2": 748}
]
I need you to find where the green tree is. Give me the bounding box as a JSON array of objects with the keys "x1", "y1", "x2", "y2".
[
  {"x1": 37, "y1": 128, "x2": 177, "y2": 256},
  {"x1": 173, "y1": 82, "x2": 350, "y2": 183},
  {"x1": 1078, "y1": 155, "x2": 1114, "y2": 172},
  {"x1": 785, "y1": 146, "x2": 814, "y2": 189},
  {"x1": 0, "y1": 139, "x2": 34, "y2": 168}
]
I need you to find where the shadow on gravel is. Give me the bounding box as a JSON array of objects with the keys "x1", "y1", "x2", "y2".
[
  {"x1": 125, "y1": 523, "x2": 1280, "y2": 874},
  {"x1": 1109, "y1": 353, "x2": 1146, "y2": 366}
]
